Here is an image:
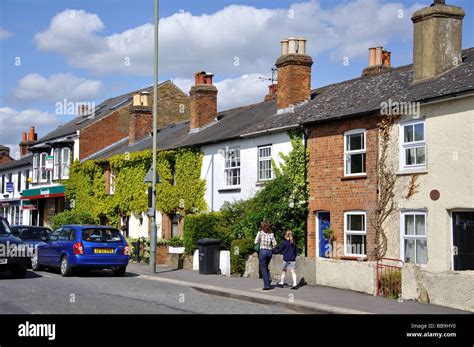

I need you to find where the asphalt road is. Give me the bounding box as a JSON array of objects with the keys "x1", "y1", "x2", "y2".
[{"x1": 0, "y1": 269, "x2": 298, "y2": 314}]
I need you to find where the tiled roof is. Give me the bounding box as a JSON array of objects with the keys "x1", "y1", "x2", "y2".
[{"x1": 0, "y1": 154, "x2": 33, "y2": 171}]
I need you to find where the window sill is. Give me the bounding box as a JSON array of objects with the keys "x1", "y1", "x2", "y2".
[
  {"x1": 397, "y1": 169, "x2": 428, "y2": 176},
  {"x1": 256, "y1": 180, "x2": 272, "y2": 187},
  {"x1": 218, "y1": 187, "x2": 241, "y2": 193},
  {"x1": 341, "y1": 174, "x2": 367, "y2": 181}
]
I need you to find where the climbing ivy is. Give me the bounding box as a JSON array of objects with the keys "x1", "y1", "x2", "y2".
[{"x1": 64, "y1": 147, "x2": 206, "y2": 228}]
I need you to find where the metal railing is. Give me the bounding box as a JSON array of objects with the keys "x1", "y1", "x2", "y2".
[{"x1": 376, "y1": 257, "x2": 404, "y2": 299}]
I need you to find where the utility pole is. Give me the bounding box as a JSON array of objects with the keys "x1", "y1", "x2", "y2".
[{"x1": 150, "y1": 0, "x2": 159, "y2": 274}]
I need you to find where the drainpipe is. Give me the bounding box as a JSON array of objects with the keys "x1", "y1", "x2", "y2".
[{"x1": 302, "y1": 125, "x2": 309, "y2": 257}]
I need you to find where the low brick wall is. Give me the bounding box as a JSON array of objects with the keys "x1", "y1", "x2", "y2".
[
  {"x1": 402, "y1": 265, "x2": 474, "y2": 312},
  {"x1": 156, "y1": 245, "x2": 169, "y2": 265}
]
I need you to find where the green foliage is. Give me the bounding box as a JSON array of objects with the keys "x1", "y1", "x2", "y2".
[
  {"x1": 182, "y1": 212, "x2": 231, "y2": 253},
  {"x1": 323, "y1": 227, "x2": 335, "y2": 241},
  {"x1": 378, "y1": 269, "x2": 402, "y2": 299},
  {"x1": 167, "y1": 236, "x2": 184, "y2": 247},
  {"x1": 126, "y1": 237, "x2": 150, "y2": 264},
  {"x1": 230, "y1": 238, "x2": 255, "y2": 276},
  {"x1": 65, "y1": 148, "x2": 206, "y2": 230},
  {"x1": 220, "y1": 130, "x2": 309, "y2": 253},
  {"x1": 51, "y1": 210, "x2": 96, "y2": 230}
]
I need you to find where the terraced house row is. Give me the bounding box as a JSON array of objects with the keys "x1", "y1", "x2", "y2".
[{"x1": 0, "y1": 0, "x2": 472, "y2": 311}]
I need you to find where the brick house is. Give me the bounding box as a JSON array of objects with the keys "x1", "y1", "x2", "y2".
[{"x1": 21, "y1": 81, "x2": 189, "y2": 228}]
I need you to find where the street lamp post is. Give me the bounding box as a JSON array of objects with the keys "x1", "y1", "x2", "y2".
[{"x1": 150, "y1": 0, "x2": 159, "y2": 274}]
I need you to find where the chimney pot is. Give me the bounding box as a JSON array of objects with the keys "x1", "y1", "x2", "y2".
[
  {"x1": 281, "y1": 39, "x2": 289, "y2": 56},
  {"x1": 288, "y1": 37, "x2": 298, "y2": 54},
  {"x1": 28, "y1": 127, "x2": 36, "y2": 141},
  {"x1": 374, "y1": 47, "x2": 383, "y2": 66},
  {"x1": 22, "y1": 132, "x2": 27, "y2": 141},
  {"x1": 297, "y1": 38, "x2": 307, "y2": 54},
  {"x1": 368, "y1": 47, "x2": 376, "y2": 67}
]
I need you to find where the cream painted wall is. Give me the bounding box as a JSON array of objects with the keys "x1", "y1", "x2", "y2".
[
  {"x1": 128, "y1": 211, "x2": 162, "y2": 239},
  {"x1": 384, "y1": 95, "x2": 474, "y2": 272}
]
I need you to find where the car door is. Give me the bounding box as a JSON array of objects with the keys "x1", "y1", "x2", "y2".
[
  {"x1": 40, "y1": 228, "x2": 62, "y2": 266},
  {"x1": 51, "y1": 228, "x2": 73, "y2": 266}
]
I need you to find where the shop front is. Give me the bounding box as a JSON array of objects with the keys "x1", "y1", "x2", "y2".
[{"x1": 20, "y1": 186, "x2": 65, "y2": 228}]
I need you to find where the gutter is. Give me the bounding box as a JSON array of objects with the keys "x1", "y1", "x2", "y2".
[
  {"x1": 240, "y1": 123, "x2": 300, "y2": 138},
  {"x1": 302, "y1": 125, "x2": 309, "y2": 257}
]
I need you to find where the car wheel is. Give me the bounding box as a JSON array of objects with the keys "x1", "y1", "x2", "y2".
[
  {"x1": 60, "y1": 256, "x2": 73, "y2": 277},
  {"x1": 11, "y1": 268, "x2": 27, "y2": 278},
  {"x1": 31, "y1": 255, "x2": 43, "y2": 271},
  {"x1": 112, "y1": 266, "x2": 126, "y2": 277}
]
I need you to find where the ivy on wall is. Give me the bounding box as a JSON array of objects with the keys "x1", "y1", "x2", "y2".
[{"x1": 64, "y1": 147, "x2": 206, "y2": 228}]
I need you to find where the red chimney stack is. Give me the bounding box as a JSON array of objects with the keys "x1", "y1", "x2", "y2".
[
  {"x1": 189, "y1": 71, "x2": 218, "y2": 131},
  {"x1": 19, "y1": 126, "x2": 37, "y2": 158}
]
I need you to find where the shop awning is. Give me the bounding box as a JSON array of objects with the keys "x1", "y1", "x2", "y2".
[{"x1": 21, "y1": 185, "x2": 65, "y2": 200}]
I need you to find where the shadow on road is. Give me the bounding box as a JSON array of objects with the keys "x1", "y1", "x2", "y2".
[
  {"x1": 32, "y1": 268, "x2": 140, "y2": 278},
  {"x1": 0, "y1": 270, "x2": 42, "y2": 280}
]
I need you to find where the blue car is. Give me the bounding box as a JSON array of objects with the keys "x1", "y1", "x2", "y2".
[{"x1": 32, "y1": 225, "x2": 129, "y2": 277}]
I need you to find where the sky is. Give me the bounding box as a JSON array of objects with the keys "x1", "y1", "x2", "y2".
[{"x1": 1, "y1": 0, "x2": 473, "y2": 157}]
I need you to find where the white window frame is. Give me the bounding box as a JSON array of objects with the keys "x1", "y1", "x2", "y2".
[
  {"x1": 53, "y1": 148, "x2": 60, "y2": 180},
  {"x1": 258, "y1": 145, "x2": 273, "y2": 181},
  {"x1": 344, "y1": 211, "x2": 367, "y2": 257},
  {"x1": 224, "y1": 148, "x2": 241, "y2": 187},
  {"x1": 399, "y1": 120, "x2": 426, "y2": 171},
  {"x1": 61, "y1": 147, "x2": 71, "y2": 179},
  {"x1": 32, "y1": 153, "x2": 39, "y2": 183},
  {"x1": 344, "y1": 129, "x2": 366, "y2": 176},
  {"x1": 39, "y1": 152, "x2": 48, "y2": 183},
  {"x1": 400, "y1": 211, "x2": 427, "y2": 265}
]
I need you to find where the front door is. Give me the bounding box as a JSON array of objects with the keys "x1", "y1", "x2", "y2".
[
  {"x1": 453, "y1": 212, "x2": 474, "y2": 270},
  {"x1": 318, "y1": 212, "x2": 330, "y2": 258}
]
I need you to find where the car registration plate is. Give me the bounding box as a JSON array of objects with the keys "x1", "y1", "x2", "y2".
[
  {"x1": 0, "y1": 259, "x2": 7, "y2": 264},
  {"x1": 94, "y1": 248, "x2": 114, "y2": 254}
]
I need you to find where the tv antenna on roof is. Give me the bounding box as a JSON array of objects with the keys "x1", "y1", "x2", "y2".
[{"x1": 259, "y1": 67, "x2": 278, "y2": 85}]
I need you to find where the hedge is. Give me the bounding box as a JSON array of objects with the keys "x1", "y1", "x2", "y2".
[
  {"x1": 230, "y1": 238, "x2": 255, "y2": 276},
  {"x1": 51, "y1": 210, "x2": 96, "y2": 230},
  {"x1": 182, "y1": 212, "x2": 231, "y2": 253}
]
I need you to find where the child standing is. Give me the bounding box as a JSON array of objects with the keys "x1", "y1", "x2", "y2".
[{"x1": 276, "y1": 230, "x2": 298, "y2": 290}]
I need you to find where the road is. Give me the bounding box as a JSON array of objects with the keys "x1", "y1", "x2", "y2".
[{"x1": 0, "y1": 269, "x2": 298, "y2": 314}]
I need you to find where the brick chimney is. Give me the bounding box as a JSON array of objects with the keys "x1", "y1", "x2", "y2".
[
  {"x1": 264, "y1": 84, "x2": 278, "y2": 102},
  {"x1": 77, "y1": 104, "x2": 90, "y2": 117},
  {"x1": 129, "y1": 91, "x2": 152, "y2": 145},
  {"x1": 19, "y1": 126, "x2": 37, "y2": 158},
  {"x1": 275, "y1": 37, "x2": 313, "y2": 112},
  {"x1": 189, "y1": 71, "x2": 218, "y2": 131},
  {"x1": 362, "y1": 47, "x2": 393, "y2": 76},
  {"x1": 412, "y1": 0, "x2": 465, "y2": 82}
]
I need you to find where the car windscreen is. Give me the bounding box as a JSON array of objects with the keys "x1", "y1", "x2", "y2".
[
  {"x1": 82, "y1": 228, "x2": 122, "y2": 243},
  {"x1": 13, "y1": 228, "x2": 46, "y2": 240},
  {"x1": 0, "y1": 219, "x2": 11, "y2": 235}
]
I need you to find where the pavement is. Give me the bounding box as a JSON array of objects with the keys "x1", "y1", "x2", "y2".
[{"x1": 129, "y1": 263, "x2": 469, "y2": 315}]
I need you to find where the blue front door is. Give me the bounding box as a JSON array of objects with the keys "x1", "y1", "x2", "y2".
[{"x1": 318, "y1": 212, "x2": 330, "y2": 258}]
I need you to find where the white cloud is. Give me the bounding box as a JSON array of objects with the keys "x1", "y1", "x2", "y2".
[
  {"x1": 12, "y1": 73, "x2": 102, "y2": 102},
  {"x1": 173, "y1": 73, "x2": 270, "y2": 111},
  {"x1": 34, "y1": 1, "x2": 422, "y2": 77},
  {"x1": 0, "y1": 28, "x2": 13, "y2": 40},
  {"x1": 0, "y1": 107, "x2": 60, "y2": 157}
]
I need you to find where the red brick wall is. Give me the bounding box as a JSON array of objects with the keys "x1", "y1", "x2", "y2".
[
  {"x1": 276, "y1": 54, "x2": 313, "y2": 110},
  {"x1": 161, "y1": 213, "x2": 184, "y2": 240},
  {"x1": 307, "y1": 116, "x2": 379, "y2": 259},
  {"x1": 80, "y1": 108, "x2": 129, "y2": 160}
]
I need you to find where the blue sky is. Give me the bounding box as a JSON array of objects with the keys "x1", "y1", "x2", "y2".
[{"x1": 1, "y1": 0, "x2": 473, "y2": 155}]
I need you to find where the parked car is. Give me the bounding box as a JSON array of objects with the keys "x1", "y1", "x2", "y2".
[
  {"x1": 32, "y1": 225, "x2": 129, "y2": 277},
  {"x1": 0, "y1": 217, "x2": 29, "y2": 278},
  {"x1": 10, "y1": 226, "x2": 51, "y2": 268}
]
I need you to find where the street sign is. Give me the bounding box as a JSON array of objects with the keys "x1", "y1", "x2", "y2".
[{"x1": 6, "y1": 182, "x2": 14, "y2": 193}]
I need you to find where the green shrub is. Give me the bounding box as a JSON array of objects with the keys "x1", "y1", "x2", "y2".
[
  {"x1": 167, "y1": 236, "x2": 184, "y2": 247},
  {"x1": 126, "y1": 237, "x2": 150, "y2": 264},
  {"x1": 221, "y1": 174, "x2": 307, "y2": 253},
  {"x1": 183, "y1": 212, "x2": 231, "y2": 253},
  {"x1": 51, "y1": 210, "x2": 96, "y2": 230},
  {"x1": 230, "y1": 238, "x2": 255, "y2": 276}
]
